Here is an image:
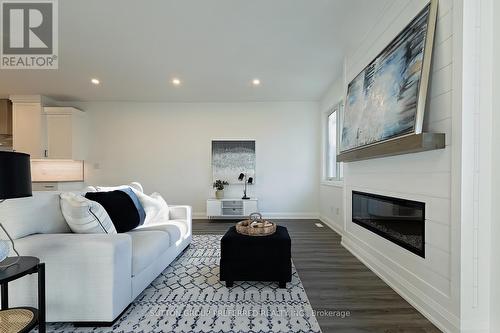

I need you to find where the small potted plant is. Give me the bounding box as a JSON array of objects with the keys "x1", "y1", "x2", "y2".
[{"x1": 213, "y1": 180, "x2": 229, "y2": 199}]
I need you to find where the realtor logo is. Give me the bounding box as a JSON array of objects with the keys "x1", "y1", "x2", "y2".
[{"x1": 1, "y1": 0, "x2": 58, "y2": 69}]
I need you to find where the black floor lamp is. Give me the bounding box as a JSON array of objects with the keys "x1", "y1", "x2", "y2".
[{"x1": 0, "y1": 151, "x2": 32, "y2": 267}]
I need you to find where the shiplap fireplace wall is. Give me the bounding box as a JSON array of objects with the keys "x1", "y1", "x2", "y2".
[{"x1": 320, "y1": 0, "x2": 461, "y2": 331}]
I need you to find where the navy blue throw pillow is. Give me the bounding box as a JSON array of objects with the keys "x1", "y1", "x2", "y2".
[
  {"x1": 85, "y1": 190, "x2": 140, "y2": 233},
  {"x1": 119, "y1": 188, "x2": 146, "y2": 226}
]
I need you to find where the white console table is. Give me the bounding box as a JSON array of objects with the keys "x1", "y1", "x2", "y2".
[{"x1": 206, "y1": 198, "x2": 258, "y2": 219}]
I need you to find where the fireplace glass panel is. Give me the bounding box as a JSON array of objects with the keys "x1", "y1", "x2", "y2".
[{"x1": 352, "y1": 191, "x2": 425, "y2": 257}]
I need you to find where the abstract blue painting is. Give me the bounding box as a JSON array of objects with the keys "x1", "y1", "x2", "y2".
[{"x1": 341, "y1": 4, "x2": 432, "y2": 152}]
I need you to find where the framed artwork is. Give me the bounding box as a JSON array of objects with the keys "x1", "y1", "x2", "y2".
[
  {"x1": 212, "y1": 140, "x2": 255, "y2": 184},
  {"x1": 340, "y1": 1, "x2": 437, "y2": 153}
]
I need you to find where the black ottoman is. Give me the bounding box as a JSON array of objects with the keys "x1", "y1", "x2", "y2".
[{"x1": 220, "y1": 225, "x2": 292, "y2": 288}]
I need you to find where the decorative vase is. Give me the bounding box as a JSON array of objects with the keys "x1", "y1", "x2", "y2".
[{"x1": 215, "y1": 190, "x2": 224, "y2": 199}]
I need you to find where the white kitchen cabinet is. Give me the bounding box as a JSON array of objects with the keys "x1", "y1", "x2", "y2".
[
  {"x1": 44, "y1": 107, "x2": 87, "y2": 160},
  {"x1": 12, "y1": 102, "x2": 47, "y2": 158},
  {"x1": 206, "y1": 199, "x2": 259, "y2": 218},
  {"x1": 12, "y1": 98, "x2": 86, "y2": 160},
  {"x1": 0, "y1": 99, "x2": 13, "y2": 150},
  {"x1": 31, "y1": 182, "x2": 85, "y2": 191},
  {"x1": 0, "y1": 100, "x2": 12, "y2": 136}
]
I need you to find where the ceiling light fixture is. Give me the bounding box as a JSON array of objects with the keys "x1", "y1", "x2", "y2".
[
  {"x1": 172, "y1": 78, "x2": 181, "y2": 86},
  {"x1": 91, "y1": 78, "x2": 100, "y2": 85},
  {"x1": 252, "y1": 79, "x2": 261, "y2": 86}
]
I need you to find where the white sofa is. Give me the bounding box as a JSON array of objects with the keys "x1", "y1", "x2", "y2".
[{"x1": 0, "y1": 190, "x2": 192, "y2": 323}]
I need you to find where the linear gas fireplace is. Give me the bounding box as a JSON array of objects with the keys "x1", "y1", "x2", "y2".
[{"x1": 352, "y1": 191, "x2": 425, "y2": 257}]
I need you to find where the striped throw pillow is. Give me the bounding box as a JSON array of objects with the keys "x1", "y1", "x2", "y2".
[{"x1": 60, "y1": 192, "x2": 117, "y2": 234}]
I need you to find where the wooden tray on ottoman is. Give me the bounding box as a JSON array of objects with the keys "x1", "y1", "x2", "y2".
[{"x1": 236, "y1": 213, "x2": 276, "y2": 236}]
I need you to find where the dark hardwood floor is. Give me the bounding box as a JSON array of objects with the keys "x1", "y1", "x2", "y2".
[{"x1": 193, "y1": 219, "x2": 441, "y2": 333}]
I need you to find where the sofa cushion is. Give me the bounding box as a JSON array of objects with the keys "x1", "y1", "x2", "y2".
[
  {"x1": 135, "y1": 220, "x2": 189, "y2": 246},
  {"x1": 126, "y1": 230, "x2": 170, "y2": 276},
  {"x1": 60, "y1": 192, "x2": 117, "y2": 234},
  {"x1": 85, "y1": 191, "x2": 141, "y2": 233},
  {"x1": 0, "y1": 191, "x2": 71, "y2": 240}
]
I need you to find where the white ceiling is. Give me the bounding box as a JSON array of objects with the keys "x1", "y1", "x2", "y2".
[{"x1": 0, "y1": 0, "x2": 389, "y2": 102}]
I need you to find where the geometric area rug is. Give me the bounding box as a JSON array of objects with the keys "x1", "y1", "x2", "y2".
[{"x1": 46, "y1": 235, "x2": 322, "y2": 333}]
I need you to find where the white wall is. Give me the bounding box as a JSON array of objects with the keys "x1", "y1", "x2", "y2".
[
  {"x1": 490, "y1": 0, "x2": 500, "y2": 330},
  {"x1": 75, "y1": 101, "x2": 320, "y2": 218},
  {"x1": 319, "y1": 184, "x2": 344, "y2": 232},
  {"x1": 320, "y1": 1, "x2": 461, "y2": 331},
  {"x1": 459, "y1": 0, "x2": 495, "y2": 331}
]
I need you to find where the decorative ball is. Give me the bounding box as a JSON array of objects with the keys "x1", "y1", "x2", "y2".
[{"x1": 0, "y1": 240, "x2": 10, "y2": 262}]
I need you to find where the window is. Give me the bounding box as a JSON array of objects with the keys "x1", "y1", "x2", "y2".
[
  {"x1": 325, "y1": 102, "x2": 343, "y2": 181},
  {"x1": 326, "y1": 110, "x2": 337, "y2": 179}
]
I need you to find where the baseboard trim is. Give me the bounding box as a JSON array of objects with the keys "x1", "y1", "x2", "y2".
[
  {"x1": 193, "y1": 212, "x2": 320, "y2": 220},
  {"x1": 262, "y1": 212, "x2": 320, "y2": 219},
  {"x1": 318, "y1": 215, "x2": 343, "y2": 235},
  {"x1": 459, "y1": 323, "x2": 490, "y2": 333},
  {"x1": 459, "y1": 324, "x2": 489, "y2": 333},
  {"x1": 341, "y1": 235, "x2": 460, "y2": 333}
]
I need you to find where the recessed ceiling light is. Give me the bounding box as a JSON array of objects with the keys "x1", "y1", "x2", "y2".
[
  {"x1": 172, "y1": 78, "x2": 181, "y2": 86},
  {"x1": 252, "y1": 78, "x2": 261, "y2": 86},
  {"x1": 91, "y1": 78, "x2": 100, "y2": 85}
]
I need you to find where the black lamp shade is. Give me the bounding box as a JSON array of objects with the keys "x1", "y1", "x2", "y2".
[
  {"x1": 248, "y1": 177, "x2": 253, "y2": 184},
  {"x1": 0, "y1": 151, "x2": 32, "y2": 200},
  {"x1": 238, "y1": 173, "x2": 245, "y2": 181}
]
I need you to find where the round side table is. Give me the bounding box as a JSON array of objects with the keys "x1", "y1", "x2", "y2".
[{"x1": 0, "y1": 257, "x2": 45, "y2": 333}]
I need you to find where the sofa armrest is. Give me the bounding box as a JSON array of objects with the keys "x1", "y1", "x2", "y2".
[
  {"x1": 169, "y1": 205, "x2": 192, "y2": 221},
  {"x1": 169, "y1": 205, "x2": 192, "y2": 239},
  {"x1": 10, "y1": 233, "x2": 132, "y2": 322}
]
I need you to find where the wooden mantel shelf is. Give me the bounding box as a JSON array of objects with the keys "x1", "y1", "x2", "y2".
[{"x1": 337, "y1": 133, "x2": 445, "y2": 162}]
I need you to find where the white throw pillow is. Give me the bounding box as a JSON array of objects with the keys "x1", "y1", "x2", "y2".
[
  {"x1": 60, "y1": 192, "x2": 117, "y2": 234},
  {"x1": 142, "y1": 192, "x2": 169, "y2": 225}
]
